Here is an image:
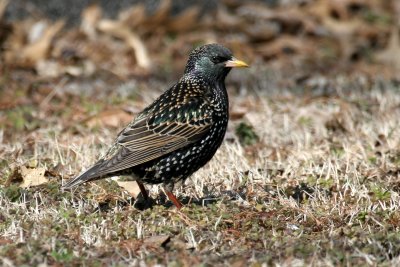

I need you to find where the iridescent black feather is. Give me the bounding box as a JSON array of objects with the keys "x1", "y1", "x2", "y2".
[{"x1": 62, "y1": 44, "x2": 248, "y2": 208}]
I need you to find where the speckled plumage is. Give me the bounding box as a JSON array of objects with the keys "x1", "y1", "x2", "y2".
[{"x1": 62, "y1": 44, "x2": 248, "y2": 209}]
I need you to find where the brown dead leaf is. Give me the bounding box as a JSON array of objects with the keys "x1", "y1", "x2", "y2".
[
  {"x1": 148, "y1": 0, "x2": 172, "y2": 25},
  {"x1": 238, "y1": 4, "x2": 311, "y2": 34},
  {"x1": 143, "y1": 235, "x2": 170, "y2": 247},
  {"x1": 81, "y1": 4, "x2": 102, "y2": 40},
  {"x1": 85, "y1": 109, "x2": 132, "y2": 128},
  {"x1": 98, "y1": 19, "x2": 151, "y2": 70},
  {"x1": 216, "y1": 5, "x2": 243, "y2": 30},
  {"x1": 305, "y1": 0, "x2": 331, "y2": 20},
  {"x1": 45, "y1": 163, "x2": 69, "y2": 179},
  {"x1": 329, "y1": 0, "x2": 353, "y2": 20},
  {"x1": 119, "y1": 239, "x2": 142, "y2": 251},
  {"x1": 236, "y1": 2, "x2": 274, "y2": 21},
  {"x1": 375, "y1": 27, "x2": 400, "y2": 69},
  {"x1": 257, "y1": 35, "x2": 315, "y2": 59},
  {"x1": 19, "y1": 20, "x2": 65, "y2": 65},
  {"x1": 19, "y1": 166, "x2": 48, "y2": 188},
  {"x1": 166, "y1": 6, "x2": 200, "y2": 32},
  {"x1": 329, "y1": 0, "x2": 374, "y2": 20},
  {"x1": 118, "y1": 4, "x2": 147, "y2": 28},
  {"x1": 116, "y1": 180, "x2": 142, "y2": 198},
  {"x1": 0, "y1": 0, "x2": 8, "y2": 20},
  {"x1": 241, "y1": 19, "x2": 278, "y2": 41},
  {"x1": 323, "y1": 16, "x2": 364, "y2": 36},
  {"x1": 230, "y1": 106, "x2": 247, "y2": 120},
  {"x1": 3, "y1": 21, "x2": 31, "y2": 64}
]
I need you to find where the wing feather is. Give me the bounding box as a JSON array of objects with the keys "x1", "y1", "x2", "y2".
[
  {"x1": 63, "y1": 78, "x2": 217, "y2": 189},
  {"x1": 93, "y1": 96, "x2": 212, "y2": 176}
]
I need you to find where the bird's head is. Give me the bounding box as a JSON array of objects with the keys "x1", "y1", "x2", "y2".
[{"x1": 184, "y1": 44, "x2": 248, "y2": 82}]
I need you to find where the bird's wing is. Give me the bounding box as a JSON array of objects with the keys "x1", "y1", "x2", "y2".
[{"x1": 76, "y1": 95, "x2": 213, "y2": 179}]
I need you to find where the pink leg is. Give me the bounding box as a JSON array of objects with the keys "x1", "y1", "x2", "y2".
[{"x1": 165, "y1": 190, "x2": 183, "y2": 209}]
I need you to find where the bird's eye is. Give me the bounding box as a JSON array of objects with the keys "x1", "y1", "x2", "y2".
[{"x1": 211, "y1": 56, "x2": 225, "y2": 64}]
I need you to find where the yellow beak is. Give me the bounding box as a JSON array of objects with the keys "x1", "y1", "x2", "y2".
[{"x1": 224, "y1": 57, "x2": 249, "y2": 68}]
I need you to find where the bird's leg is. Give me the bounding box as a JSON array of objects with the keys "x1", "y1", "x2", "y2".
[
  {"x1": 165, "y1": 191, "x2": 183, "y2": 210},
  {"x1": 136, "y1": 181, "x2": 149, "y2": 200},
  {"x1": 164, "y1": 183, "x2": 183, "y2": 209}
]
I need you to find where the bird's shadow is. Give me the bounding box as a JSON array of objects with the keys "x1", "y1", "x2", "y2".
[
  {"x1": 96, "y1": 189, "x2": 247, "y2": 212},
  {"x1": 133, "y1": 189, "x2": 247, "y2": 211}
]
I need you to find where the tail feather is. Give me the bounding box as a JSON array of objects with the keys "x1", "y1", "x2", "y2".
[{"x1": 62, "y1": 162, "x2": 106, "y2": 189}]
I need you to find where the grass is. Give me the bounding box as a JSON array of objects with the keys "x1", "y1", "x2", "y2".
[{"x1": 1, "y1": 72, "x2": 400, "y2": 266}]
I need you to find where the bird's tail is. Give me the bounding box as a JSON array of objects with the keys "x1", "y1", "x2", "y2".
[{"x1": 62, "y1": 162, "x2": 105, "y2": 189}]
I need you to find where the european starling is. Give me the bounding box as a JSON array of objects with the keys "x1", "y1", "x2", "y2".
[{"x1": 62, "y1": 44, "x2": 248, "y2": 209}]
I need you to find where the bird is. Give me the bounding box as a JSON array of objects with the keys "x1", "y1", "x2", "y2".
[{"x1": 62, "y1": 43, "x2": 249, "y2": 209}]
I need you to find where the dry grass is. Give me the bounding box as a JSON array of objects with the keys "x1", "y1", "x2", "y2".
[{"x1": 1, "y1": 71, "x2": 400, "y2": 266}]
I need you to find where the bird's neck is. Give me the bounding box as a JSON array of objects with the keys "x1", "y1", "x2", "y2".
[
  {"x1": 181, "y1": 72, "x2": 229, "y2": 113},
  {"x1": 213, "y1": 80, "x2": 229, "y2": 112}
]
